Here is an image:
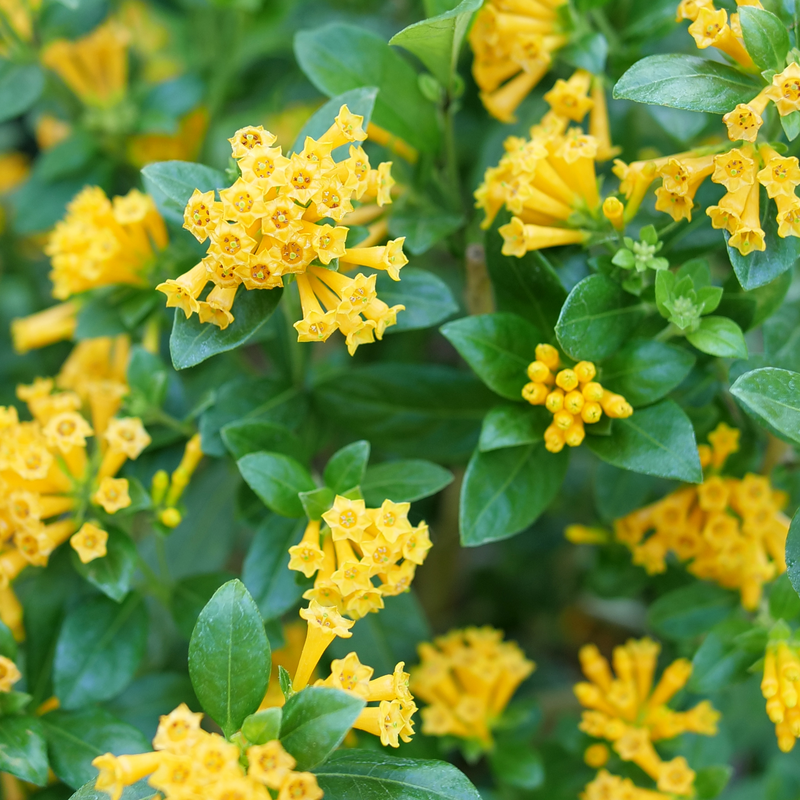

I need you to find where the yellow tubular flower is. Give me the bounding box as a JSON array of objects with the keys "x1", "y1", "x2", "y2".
[
  {"x1": 687, "y1": 8, "x2": 754, "y2": 67},
  {"x1": 676, "y1": 0, "x2": 714, "y2": 22},
  {"x1": 293, "y1": 601, "x2": 355, "y2": 690},
  {"x1": 723, "y1": 89, "x2": 770, "y2": 142},
  {"x1": 0, "y1": 656, "x2": 21, "y2": 692},
  {"x1": 11, "y1": 301, "x2": 79, "y2": 354},
  {"x1": 0, "y1": 152, "x2": 29, "y2": 194},
  {"x1": 728, "y1": 181, "x2": 765, "y2": 255},
  {"x1": 93, "y1": 752, "x2": 165, "y2": 800},
  {"x1": 766, "y1": 62, "x2": 800, "y2": 116},
  {"x1": 70, "y1": 523, "x2": 108, "y2": 563},
  {"x1": 602, "y1": 197, "x2": 625, "y2": 230},
  {"x1": 763, "y1": 642, "x2": 800, "y2": 751}
]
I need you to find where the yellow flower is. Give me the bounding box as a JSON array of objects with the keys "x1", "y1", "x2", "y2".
[
  {"x1": 247, "y1": 740, "x2": 296, "y2": 789},
  {"x1": 70, "y1": 523, "x2": 108, "y2": 563},
  {"x1": 294, "y1": 600, "x2": 355, "y2": 690},
  {"x1": 321, "y1": 496, "x2": 371, "y2": 541},
  {"x1": 766, "y1": 62, "x2": 800, "y2": 116},
  {"x1": 583, "y1": 743, "x2": 609, "y2": 768},
  {"x1": 11, "y1": 301, "x2": 79, "y2": 354},
  {"x1": 93, "y1": 752, "x2": 164, "y2": 800},
  {"x1": 723, "y1": 89, "x2": 770, "y2": 142},
  {"x1": 712, "y1": 148, "x2": 756, "y2": 194},
  {"x1": 707, "y1": 422, "x2": 740, "y2": 468},
  {"x1": 758, "y1": 145, "x2": 800, "y2": 199},
  {"x1": 658, "y1": 756, "x2": 696, "y2": 795},
  {"x1": 93, "y1": 477, "x2": 131, "y2": 514},
  {"x1": 277, "y1": 772, "x2": 323, "y2": 800},
  {"x1": 761, "y1": 641, "x2": 800, "y2": 751},
  {"x1": 688, "y1": 7, "x2": 753, "y2": 67},
  {"x1": 676, "y1": 0, "x2": 714, "y2": 22},
  {"x1": 153, "y1": 703, "x2": 204, "y2": 753},
  {"x1": 288, "y1": 520, "x2": 325, "y2": 578},
  {"x1": 543, "y1": 70, "x2": 594, "y2": 122},
  {"x1": 0, "y1": 656, "x2": 21, "y2": 692}
]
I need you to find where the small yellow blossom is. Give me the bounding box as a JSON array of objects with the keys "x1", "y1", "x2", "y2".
[
  {"x1": 766, "y1": 62, "x2": 800, "y2": 117},
  {"x1": 70, "y1": 523, "x2": 109, "y2": 563},
  {"x1": 0, "y1": 656, "x2": 21, "y2": 692},
  {"x1": 93, "y1": 477, "x2": 131, "y2": 514}
]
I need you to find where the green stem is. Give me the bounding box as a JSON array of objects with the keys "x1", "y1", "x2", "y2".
[
  {"x1": 149, "y1": 408, "x2": 195, "y2": 438},
  {"x1": 655, "y1": 322, "x2": 679, "y2": 342},
  {"x1": 137, "y1": 551, "x2": 171, "y2": 606}
]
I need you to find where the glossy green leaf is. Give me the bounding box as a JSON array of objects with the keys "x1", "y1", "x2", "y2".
[
  {"x1": 648, "y1": 583, "x2": 737, "y2": 639},
  {"x1": 730, "y1": 367, "x2": 800, "y2": 443},
  {"x1": 294, "y1": 23, "x2": 439, "y2": 151},
  {"x1": 313, "y1": 750, "x2": 482, "y2": 800},
  {"x1": 54, "y1": 595, "x2": 148, "y2": 709},
  {"x1": 188, "y1": 579, "x2": 271, "y2": 738},
  {"x1": 42, "y1": 708, "x2": 148, "y2": 789},
  {"x1": 479, "y1": 405, "x2": 548, "y2": 452},
  {"x1": 686, "y1": 316, "x2": 748, "y2": 359},
  {"x1": 388, "y1": 207, "x2": 463, "y2": 256},
  {"x1": 389, "y1": 0, "x2": 482, "y2": 87},
  {"x1": 376, "y1": 269, "x2": 458, "y2": 332},
  {"x1": 0, "y1": 61, "x2": 45, "y2": 123},
  {"x1": 695, "y1": 766, "x2": 733, "y2": 800},
  {"x1": 279, "y1": 687, "x2": 365, "y2": 771},
  {"x1": 594, "y1": 462, "x2": 656, "y2": 522},
  {"x1": 613, "y1": 54, "x2": 761, "y2": 114},
  {"x1": 769, "y1": 574, "x2": 800, "y2": 622},
  {"x1": 460, "y1": 443, "x2": 568, "y2": 546},
  {"x1": 0, "y1": 715, "x2": 48, "y2": 786},
  {"x1": 600, "y1": 340, "x2": 695, "y2": 407},
  {"x1": 689, "y1": 620, "x2": 755, "y2": 694},
  {"x1": 739, "y1": 7, "x2": 790, "y2": 72},
  {"x1": 126, "y1": 346, "x2": 169, "y2": 415},
  {"x1": 171, "y1": 572, "x2": 236, "y2": 639},
  {"x1": 141, "y1": 160, "x2": 226, "y2": 226},
  {"x1": 299, "y1": 487, "x2": 336, "y2": 520},
  {"x1": 556, "y1": 274, "x2": 647, "y2": 362},
  {"x1": 785, "y1": 509, "x2": 800, "y2": 600},
  {"x1": 586, "y1": 400, "x2": 703, "y2": 483},
  {"x1": 0, "y1": 619, "x2": 17, "y2": 661},
  {"x1": 292, "y1": 87, "x2": 378, "y2": 154},
  {"x1": 238, "y1": 452, "x2": 316, "y2": 518},
  {"x1": 324, "y1": 441, "x2": 370, "y2": 494},
  {"x1": 242, "y1": 708, "x2": 283, "y2": 745},
  {"x1": 441, "y1": 313, "x2": 541, "y2": 400},
  {"x1": 559, "y1": 31, "x2": 608, "y2": 74},
  {"x1": 170, "y1": 287, "x2": 283, "y2": 370},
  {"x1": 72, "y1": 528, "x2": 138, "y2": 603},
  {"x1": 489, "y1": 743, "x2": 544, "y2": 790},
  {"x1": 361, "y1": 460, "x2": 453, "y2": 506}
]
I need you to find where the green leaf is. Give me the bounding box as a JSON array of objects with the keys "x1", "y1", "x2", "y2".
[
  {"x1": 279, "y1": 687, "x2": 365, "y2": 771},
  {"x1": 555, "y1": 274, "x2": 647, "y2": 362},
  {"x1": 648, "y1": 583, "x2": 737, "y2": 640},
  {"x1": 294, "y1": 23, "x2": 439, "y2": 152},
  {"x1": 594, "y1": 462, "x2": 655, "y2": 522},
  {"x1": 141, "y1": 160, "x2": 226, "y2": 226},
  {"x1": 299, "y1": 487, "x2": 336, "y2": 520},
  {"x1": 694, "y1": 766, "x2": 733, "y2": 800},
  {"x1": 388, "y1": 208, "x2": 463, "y2": 256},
  {"x1": 600, "y1": 340, "x2": 695, "y2": 407},
  {"x1": 292, "y1": 87, "x2": 378, "y2": 154},
  {"x1": 739, "y1": 7, "x2": 790, "y2": 72},
  {"x1": 69, "y1": 779, "x2": 155, "y2": 800},
  {"x1": 769, "y1": 574, "x2": 800, "y2": 622},
  {"x1": 242, "y1": 516, "x2": 312, "y2": 621},
  {"x1": 689, "y1": 621, "x2": 755, "y2": 694},
  {"x1": 0, "y1": 61, "x2": 45, "y2": 123},
  {"x1": 730, "y1": 368, "x2": 800, "y2": 444},
  {"x1": 460, "y1": 443, "x2": 568, "y2": 546},
  {"x1": 242, "y1": 708, "x2": 283, "y2": 745},
  {"x1": 389, "y1": 0, "x2": 482, "y2": 88},
  {"x1": 324, "y1": 441, "x2": 370, "y2": 494},
  {"x1": 222, "y1": 419, "x2": 305, "y2": 461},
  {"x1": 360, "y1": 460, "x2": 454, "y2": 506},
  {"x1": 785, "y1": 509, "x2": 800, "y2": 600},
  {"x1": 54, "y1": 595, "x2": 148, "y2": 709},
  {"x1": 0, "y1": 715, "x2": 49, "y2": 786},
  {"x1": 686, "y1": 316, "x2": 748, "y2": 359},
  {"x1": 126, "y1": 346, "x2": 169, "y2": 415},
  {"x1": 188, "y1": 579, "x2": 271, "y2": 738},
  {"x1": 41, "y1": 708, "x2": 148, "y2": 790},
  {"x1": 485, "y1": 214, "x2": 567, "y2": 338},
  {"x1": 586, "y1": 400, "x2": 703, "y2": 483},
  {"x1": 170, "y1": 287, "x2": 283, "y2": 370},
  {"x1": 171, "y1": 572, "x2": 236, "y2": 639},
  {"x1": 313, "y1": 750, "x2": 482, "y2": 800},
  {"x1": 441, "y1": 313, "x2": 541, "y2": 400},
  {"x1": 376, "y1": 269, "x2": 458, "y2": 332},
  {"x1": 0, "y1": 692, "x2": 31, "y2": 715},
  {"x1": 489, "y1": 743, "x2": 544, "y2": 790},
  {"x1": 764, "y1": 296, "x2": 800, "y2": 371},
  {"x1": 613, "y1": 54, "x2": 761, "y2": 114},
  {"x1": 238, "y1": 452, "x2": 316, "y2": 518},
  {"x1": 0, "y1": 619, "x2": 17, "y2": 661},
  {"x1": 781, "y1": 110, "x2": 800, "y2": 141},
  {"x1": 559, "y1": 31, "x2": 608, "y2": 74},
  {"x1": 479, "y1": 405, "x2": 547, "y2": 452},
  {"x1": 72, "y1": 528, "x2": 138, "y2": 603}
]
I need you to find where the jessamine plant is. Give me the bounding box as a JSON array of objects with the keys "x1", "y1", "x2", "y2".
[{"x1": 3, "y1": 0, "x2": 800, "y2": 799}]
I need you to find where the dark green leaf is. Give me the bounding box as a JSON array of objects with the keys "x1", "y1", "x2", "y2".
[
  {"x1": 242, "y1": 708, "x2": 282, "y2": 745},
  {"x1": 730, "y1": 368, "x2": 800, "y2": 443},
  {"x1": 559, "y1": 31, "x2": 607, "y2": 74},
  {"x1": 593, "y1": 462, "x2": 656, "y2": 521},
  {"x1": 769, "y1": 574, "x2": 800, "y2": 622},
  {"x1": 686, "y1": 316, "x2": 748, "y2": 359},
  {"x1": 586, "y1": 400, "x2": 703, "y2": 483},
  {"x1": 694, "y1": 766, "x2": 733, "y2": 800},
  {"x1": 361, "y1": 460, "x2": 453, "y2": 506},
  {"x1": 0, "y1": 715, "x2": 48, "y2": 785},
  {"x1": 299, "y1": 487, "x2": 336, "y2": 520},
  {"x1": 764, "y1": 296, "x2": 800, "y2": 371},
  {"x1": 171, "y1": 572, "x2": 236, "y2": 639},
  {"x1": 54, "y1": 595, "x2": 148, "y2": 709},
  {"x1": 222, "y1": 419, "x2": 305, "y2": 461},
  {"x1": 689, "y1": 621, "x2": 755, "y2": 694},
  {"x1": 460, "y1": 443, "x2": 568, "y2": 546},
  {"x1": 376, "y1": 269, "x2": 458, "y2": 332},
  {"x1": 739, "y1": 7, "x2": 790, "y2": 72},
  {"x1": 0, "y1": 619, "x2": 17, "y2": 660},
  {"x1": 324, "y1": 441, "x2": 370, "y2": 494},
  {"x1": 292, "y1": 87, "x2": 378, "y2": 155},
  {"x1": 648, "y1": 583, "x2": 737, "y2": 639},
  {"x1": 489, "y1": 743, "x2": 544, "y2": 790},
  {"x1": 781, "y1": 110, "x2": 800, "y2": 141},
  {"x1": 388, "y1": 209, "x2": 463, "y2": 256},
  {"x1": 479, "y1": 405, "x2": 548, "y2": 452},
  {"x1": 613, "y1": 54, "x2": 761, "y2": 114},
  {"x1": 0, "y1": 61, "x2": 45, "y2": 123},
  {"x1": 556, "y1": 274, "x2": 647, "y2": 362},
  {"x1": 141, "y1": 161, "x2": 226, "y2": 226},
  {"x1": 784, "y1": 508, "x2": 800, "y2": 599},
  {"x1": 238, "y1": 452, "x2": 316, "y2": 517},
  {"x1": 188, "y1": 579, "x2": 271, "y2": 738},
  {"x1": 72, "y1": 528, "x2": 138, "y2": 603},
  {"x1": 280, "y1": 687, "x2": 365, "y2": 771},
  {"x1": 126, "y1": 346, "x2": 169, "y2": 414}
]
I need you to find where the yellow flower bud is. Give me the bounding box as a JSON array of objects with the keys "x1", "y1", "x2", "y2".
[
  {"x1": 159, "y1": 508, "x2": 182, "y2": 528},
  {"x1": 602, "y1": 197, "x2": 625, "y2": 230},
  {"x1": 581, "y1": 401, "x2": 603, "y2": 424},
  {"x1": 564, "y1": 390, "x2": 585, "y2": 415},
  {"x1": 526, "y1": 360, "x2": 552, "y2": 383},
  {"x1": 555, "y1": 369, "x2": 579, "y2": 392},
  {"x1": 544, "y1": 425, "x2": 565, "y2": 453},
  {"x1": 553, "y1": 410, "x2": 574, "y2": 431},
  {"x1": 535, "y1": 343, "x2": 560, "y2": 371},
  {"x1": 582, "y1": 381, "x2": 604, "y2": 402},
  {"x1": 522, "y1": 382, "x2": 549, "y2": 405},
  {"x1": 574, "y1": 361, "x2": 596, "y2": 383},
  {"x1": 545, "y1": 389, "x2": 564, "y2": 413}
]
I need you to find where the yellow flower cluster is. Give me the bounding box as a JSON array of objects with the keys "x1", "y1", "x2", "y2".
[
  {"x1": 93, "y1": 703, "x2": 323, "y2": 800},
  {"x1": 614, "y1": 425, "x2": 789, "y2": 610},
  {"x1": 522, "y1": 343, "x2": 633, "y2": 453},
  {"x1": 581, "y1": 769, "x2": 674, "y2": 800},
  {"x1": 476, "y1": 69, "x2": 620, "y2": 257},
  {"x1": 410, "y1": 626, "x2": 534, "y2": 746},
  {"x1": 576, "y1": 638, "x2": 719, "y2": 798},
  {"x1": 678, "y1": 1, "x2": 757, "y2": 70},
  {"x1": 317, "y1": 651, "x2": 417, "y2": 747},
  {"x1": 469, "y1": 0, "x2": 568, "y2": 123},
  {"x1": 159, "y1": 106, "x2": 407, "y2": 354},
  {"x1": 761, "y1": 640, "x2": 800, "y2": 752},
  {"x1": 288, "y1": 495, "x2": 432, "y2": 622},
  {"x1": 44, "y1": 185, "x2": 168, "y2": 300},
  {"x1": 0, "y1": 338, "x2": 150, "y2": 584},
  {"x1": 42, "y1": 20, "x2": 130, "y2": 108}
]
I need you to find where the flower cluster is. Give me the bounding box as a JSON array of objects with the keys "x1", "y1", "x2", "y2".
[
  {"x1": 469, "y1": 0, "x2": 568, "y2": 123},
  {"x1": 476, "y1": 68, "x2": 619, "y2": 257},
  {"x1": 43, "y1": 185, "x2": 168, "y2": 300},
  {"x1": 159, "y1": 107, "x2": 407, "y2": 353},
  {"x1": 522, "y1": 343, "x2": 633, "y2": 453},
  {"x1": 410, "y1": 626, "x2": 535, "y2": 747},
  {"x1": 93, "y1": 703, "x2": 323, "y2": 800},
  {"x1": 576, "y1": 638, "x2": 719, "y2": 798},
  {"x1": 318, "y1": 652, "x2": 417, "y2": 748},
  {"x1": 761, "y1": 639, "x2": 800, "y2": 752},
  {"x1": 613, "y1": 425, "x2": 789, "y2": 609},
  {"x1": 679, "y1": 1, "x2": 755, "y2": 71},
  {"x1": 149, "y1": 433, "x2": 204, "y2": 529},
  {"x1": 288, "y1": 495, "x2": 432, "y2": 621},
  {"x1": 0, "y1": 339, "x2": 150, "y2": 588},
  {"x1": 581, "y1": 769, "x2": 674, "y2": 800}
]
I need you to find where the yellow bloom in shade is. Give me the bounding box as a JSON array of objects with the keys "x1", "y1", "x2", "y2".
[
  {"x1": 277, "y1": 772, "x2": 323, "y2": 800},
  {"x1": 93, "y1": 752, "x2": 165, "y2": 800},
  {"x1": 707, "y1": 422, "x2": 739, "y2": 468},
  {"x1": 294, "y1": 600, "x2": 355, "y2": 690},
  {"x1": 658, "y1": 757, "x2": 696, "y2": 795},
  {"x1": 70, "y1": 523, "x2": 108, "y2": 563},
  {"x1": 11, "y1": 301, "x2": 79, "y2": 354},
  {"x1": 602, "y1": 197, "x2": 624, "y2": 230},
  {"x1": 247, "y1": 741, "x2": 296, "y2": 789},
  {"x1": 0, "y1": 656, "x2": 21, "y2": 692},
  {"x1": 288, "y1": 521, "x2": 325, "y2": 578},
  {"x1": 584, "y1": 743, "x2": 609, "y2": 768},
  {"x1": 93, "y1": 477, "x2": 131, "y2": 513},
  {"x1": 543, "y1": 70, "x2": 594, "y2": 122},
  {"x1": 565, "y1": 525, "x2": 609, "y2": 545},
  {"x1": 153, "y1": 703, "x2": 203, "y2": 753},
  {"x1": 766, "y1": 62, "x2": 800, "y2": 116}
]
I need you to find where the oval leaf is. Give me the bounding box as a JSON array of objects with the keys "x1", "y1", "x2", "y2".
[
  {"x1": 324, "y1": 441, "x2": 371, "y2": 494},
  {"x1": 238, "y1": 452, "x2": 317, "y2": 518},
  {"x1": 0, "y1": 62, "x2": 45, "y2": 123},
  {"x1": 479, "y1": 405, "x2": 548, "y2": 452},
  {"x1": 361, "y1": 460, "x2": 454, "y2": 506},
  {"x1": 739, "y1": 7, "x2": 790, "y2": 72},
  {"x1": 686, "y1": 316, "x2": 748, "y2": 359},
  {"x1": 0, "y1": 716, "x2": 48, "y2": 786},
  {"x1": 730, "y1": 367, "x2": 800, "y2": 444},
  {"x1": 377, "y1": 268, "x2": 458, "y2": 332},
  {"x1": 72, "y1": 527, "x2": 138, "y2": 603}
]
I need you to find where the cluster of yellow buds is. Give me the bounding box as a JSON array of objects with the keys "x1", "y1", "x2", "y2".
[
  {"x1": 468, "y1": 0, "x2": 568, "y2": 123},
  {"x1": 288, "y1": 495, "x2": 431, "y2": 621},
  {"x1": 0, "y1": 339, "x2": 150, "y2": 587},
  {"x1": 581, "y1": 769, "x2": 675, "y2": 800},
  {"x1": 761, "y1": 640, "x2": 800, "y2": 752},
  {"x1": 93, "y1": 703, "x2": 323, "y2": 800},
  {"x1": 42, "y1": 20, "x2": 130, "y2": 108},
  {"x1": 576, "y1": 638, "x2": 719, "y2": 798},
  {"x1": 614, "y1": 425, "x2": 789, "y2": 609},
  {"x1": 410, "y1": 626, "x2": 535, "y2": 747},
  {"x1": 522, "y1": 343, "x2": 632, "y2": 453},
  {"x1": 150, "y1": 433, "x2": 204, "y2": 529},
  {"x1": 317, "y1": 652, "x2": 417, "y2": 747},
  {"x1": 159, "y1": 106, "x2": 407, "y2": 354},
  {"x1": 476, "y1": 69, "x2": 620, "y2": 256},
  {"x1": 678, "y1": 1, "x2": 757, "y2": 70},
  {"x1": 43, "y1": 185, "x2": 168, "y2": 300}
]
